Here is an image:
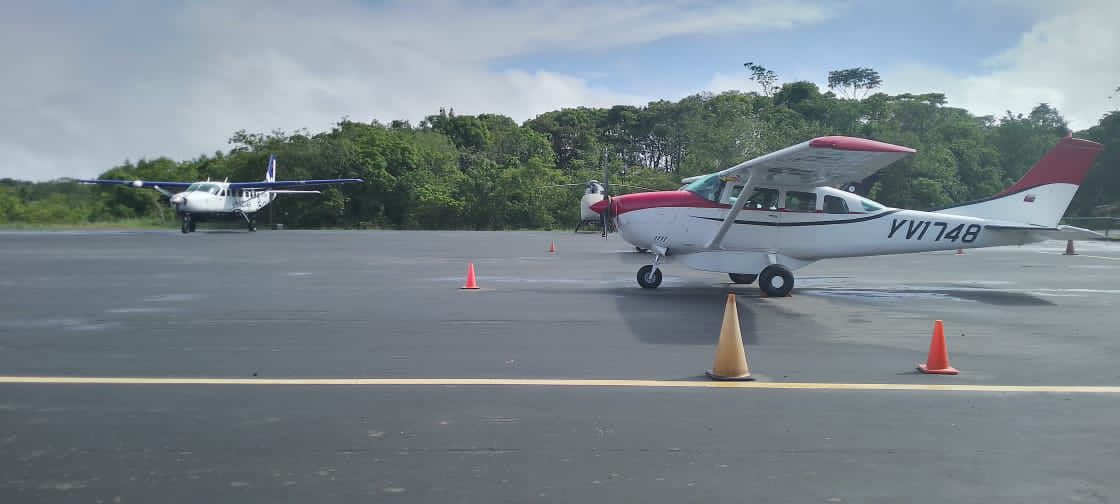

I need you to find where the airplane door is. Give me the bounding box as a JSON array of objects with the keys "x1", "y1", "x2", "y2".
[{"x1": 735, "y1": 187, "x2": 779, "y2": 252}]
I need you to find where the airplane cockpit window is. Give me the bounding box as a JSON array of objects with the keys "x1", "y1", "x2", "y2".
[
  {"x1": 785, "y1": 191, "x2": 817, "y2": 212},
  {"x1": 823, "y1": 195, "x2": 850, "y2": 214},
  {"x1": 186, "y1": 183, "x2": 221, "y2": 194},
  {"x1": 860, "y1": 199, "x2": 884, "y2": 212},
  {"x1": 683, "y1": 174, "x2": 726, "y2": 203},
  {"x1": 742, "y1": 188, "x2": 779, "y2": 210}
]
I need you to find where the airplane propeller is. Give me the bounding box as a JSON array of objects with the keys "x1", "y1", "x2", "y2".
[{"x1": 599, "y1": 193, "x2": 614, "y2": 237}]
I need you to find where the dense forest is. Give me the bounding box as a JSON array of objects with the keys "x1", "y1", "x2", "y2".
[{"x1": 2, "y1": 67, "x2": 1117, "y2": 229}]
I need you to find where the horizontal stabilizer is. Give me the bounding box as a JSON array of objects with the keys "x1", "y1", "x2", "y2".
[{"x1": 985, "y1": 224, "x2": 1104, "y2": 241}]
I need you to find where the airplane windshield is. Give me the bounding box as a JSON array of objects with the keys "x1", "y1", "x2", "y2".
[
  {"x1": 683, "y1": 174, "x2": 725, "y2": 203},
  {"x1": 186, "y1": 183, "x2": 221, "y2": 194}
]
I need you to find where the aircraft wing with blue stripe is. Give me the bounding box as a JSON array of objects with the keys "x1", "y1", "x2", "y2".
[{"x1": 229, "y1": 178, "x2": 364, "y2": 190}]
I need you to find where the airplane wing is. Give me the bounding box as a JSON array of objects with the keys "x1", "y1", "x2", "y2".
[
  {"x1": 79, "y1": 179, "x2": 193, "y2": 190},
  {"x1": 229, "y1": 178, "x2": 364, "y2": 190},
  {"x1": 79, "y1": 179, "x2": 193, "y2": 197},
  {"x1": 706, "y1": 136, "x2": 916, "y2": 249},
  {"x1": 714, "y1": 136, "x2": 916, "y2": 187}
]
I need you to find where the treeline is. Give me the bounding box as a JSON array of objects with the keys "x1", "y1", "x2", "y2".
[{"x1": 2, "y1": 72, "x2": 1118, "y2": 229}]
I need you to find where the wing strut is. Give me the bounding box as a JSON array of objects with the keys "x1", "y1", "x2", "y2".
[{"x1": 705, "y1": 174, "x2": 753, "y2": 250}]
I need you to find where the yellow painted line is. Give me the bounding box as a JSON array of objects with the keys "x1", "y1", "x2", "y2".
[{"x1": 1, "y1": 376, "x2": 1119, "y2": 394}]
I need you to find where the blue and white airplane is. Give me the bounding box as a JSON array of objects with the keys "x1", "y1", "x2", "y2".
[{"x1": 81, "y1": 155, "x2": 363, "y2": 233}]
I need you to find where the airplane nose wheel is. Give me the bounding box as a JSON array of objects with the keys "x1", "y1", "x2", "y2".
[
  {"x1": 180, "y1": 214, "x2": 194, "y2": 234},
  {"x1": 637, "y1": 265, "x2": 662, "y2": 289},
  {"x1": 637, "y1": 254, "x2": 664, "y2": 289},
  {"x1": 758, "y1": 264, "x2": 794, "y2": 297}
]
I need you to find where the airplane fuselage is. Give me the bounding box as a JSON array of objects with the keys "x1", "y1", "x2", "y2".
[
  {"x1": 610, "y1": 188, "x2": 1041, "y2": 275},
  {"x1": 169, "y1": 182, "x2": 274, "y2": 216}
]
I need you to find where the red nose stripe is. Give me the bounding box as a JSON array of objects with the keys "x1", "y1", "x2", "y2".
[
  {"x1": 611, "y1": 191, "x2": 729, "y2": 216},
  {"x1": 590, "y1": 199, "x2": 609, "y2": 214}
]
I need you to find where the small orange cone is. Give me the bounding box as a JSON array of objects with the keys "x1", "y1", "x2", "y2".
[
  {"x1": 918, "y1": 320, "x2": 958, "y2": 375},
  {"x1": 1063, "y1": 240, "x2": 1077, "y2": 255},
  {"x1": 706, "y1": 293, "x2": 753, "y2": 381},
  {"x1": 461, "y1": 263, "x2": 480, "y2": 290},
  {"x1": 549, "y1": 241, "x2": 556, "y2": 254}
]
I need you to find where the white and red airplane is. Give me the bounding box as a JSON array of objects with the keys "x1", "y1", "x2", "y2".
[
  {"x1": 81, "y1": 155, "x2": 363, "y2": 233},
  {"x1": 591, "y1": 135, "x2": 1105, "y2": 296}
]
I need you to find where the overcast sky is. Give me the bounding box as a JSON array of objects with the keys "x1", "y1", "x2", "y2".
[{"x1": 2, "y1": 0, "x2": 1117, "y2": 181}]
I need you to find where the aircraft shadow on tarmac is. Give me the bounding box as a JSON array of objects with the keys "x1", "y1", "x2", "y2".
[
  {"x1": 598, "y1": 285, "x2": 832, "y2": 346},
  {"x1": 798, "y1": 287, "x2": 1055, "y2": 307}
]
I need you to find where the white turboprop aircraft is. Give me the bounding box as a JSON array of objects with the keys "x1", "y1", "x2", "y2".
[
  {"x1": 591, "y1": 135, "x2": 1105, "y2": 296},
  {"x1": 81, "y1": 155, "x2": 363, "y2": 233}
]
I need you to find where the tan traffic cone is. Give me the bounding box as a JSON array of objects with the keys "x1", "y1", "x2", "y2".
[
  {"x1": 918, "y1": 320, "x2": 958, "y2": 375},
  {"x1": 1063, "y1": 240, "x2": 1077, "y2": 255},
  {"x1": 706, "y1": 293, "x2": 753, "y2": 381},
  {"x1": 549, "y1": 241, "x2": 556, "y2": 254},
  {"x1": 461, "y1": 263, "x2": 480, "y2": 290}
]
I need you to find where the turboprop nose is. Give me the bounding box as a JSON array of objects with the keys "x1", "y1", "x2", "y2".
[
  {"x1": 590, "y1": 198, "x2": 609, "y2": 214},
  {"x1": 170, "y1": 194, "x2": 187, "y2": 207}
]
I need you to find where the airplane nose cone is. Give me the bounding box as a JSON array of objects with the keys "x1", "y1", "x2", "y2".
[
  {"x1": 170, "y1": 195, "x2": 186, "y2": 206},
  {"x1": 590, "y1": 198, "x2": 609, "y2": 214}
]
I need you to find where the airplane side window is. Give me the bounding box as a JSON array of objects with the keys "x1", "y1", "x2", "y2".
[
  {"x1": 743, "y1": 188, "x2": 779, "y2": 210},
  {"x1": 725, "y1": 185, "x2": 744, "y2": 204},
  {"x1": 823, "y1": 195, "x2": 849, "y2": 214},
  {"x1": 785, "y1": 191, "x2": 816, "y2": 212}
]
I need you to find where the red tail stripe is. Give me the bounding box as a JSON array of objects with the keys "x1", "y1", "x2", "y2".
[{"x1": 997, "y1": 137, "x2": 1103, "y2": 196}]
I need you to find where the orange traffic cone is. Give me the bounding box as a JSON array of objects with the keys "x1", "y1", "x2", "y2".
[
  {"x1": 706, "y1": 293, "x2": 753, "y2": 381},
  {"x1": 549, "y1": 241, "x2": 556, "y2": 254},
  {"x1": 1063, "y1": 240, "x2": 1077, "y2": 255},
  {"x1": 461, "y1": 263, "x2": 480, "y2": 290},
  {"x1": 918, "y1": 320, "x2": 958, "y2": 375}
]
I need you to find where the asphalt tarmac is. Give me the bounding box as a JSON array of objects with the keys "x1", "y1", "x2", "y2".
[{"x1": 2, "y1": 229, "x2": 1119, "y2": 502}]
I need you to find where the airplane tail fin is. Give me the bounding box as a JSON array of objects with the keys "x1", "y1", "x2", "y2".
[
  {"x1": 265, "y1": 154, "x2": 277, "y2": 183},
  {"x1": 935, "y1": 136, "x2": 1104, "y2": 227}
]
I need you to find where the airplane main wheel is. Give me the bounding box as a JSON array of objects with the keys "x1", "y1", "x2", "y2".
[
  {"x1": 758, "y1": 265, "x2": 794, "y2": 297},
  {"x1": 637, "y1": 265, "x2": 662, "y2": 289},
  {"x1": 181, "y1": 220, "x2": 189, "y2": 234},
  {"x1": 248, "y1": 220, "x2": 257, "y2": 232},
  {"x1": 188, "y1": 221, "x2": 196, "y2": 233},
  {"x1": 728, "y1": 273, "x2": 757, "y2": 284}
]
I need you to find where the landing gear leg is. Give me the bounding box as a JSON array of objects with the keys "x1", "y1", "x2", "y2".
[
  {"x1": 236, "y1": 210, "x2": 256, "y2": 232},
  {"x1": 637, "y1": 254, "x2": 663, "y2": 289},
  {"x1": 181, "y1": 214, "x2": 193, "y2": 234}
]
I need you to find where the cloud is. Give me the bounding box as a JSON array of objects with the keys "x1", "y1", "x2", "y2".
[
  {"x1": 0, "y1": 0, "x2": 829, "y2": 181},
  {"x1": 882, "y1": 0, "x2": 1119, "y2": 130}
]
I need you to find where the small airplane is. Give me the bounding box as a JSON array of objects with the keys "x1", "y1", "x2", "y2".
[
  {"x1": 81, "y1": 155, "x2": 363, "y2": 233},
  {"x1": 591, "y1": 135, "x2": 1105, "y2": 296}
]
